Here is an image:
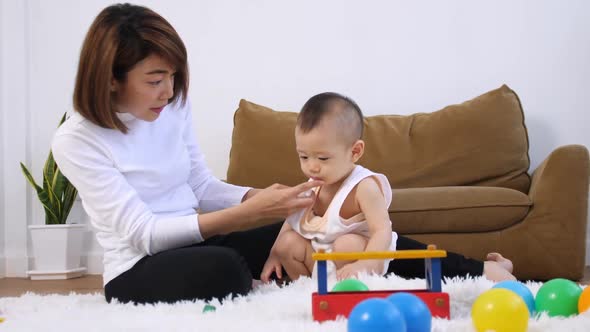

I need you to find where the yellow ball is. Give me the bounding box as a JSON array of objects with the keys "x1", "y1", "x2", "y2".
[{"x1": 471, "y1": 288, "x2": 529, "y2": 332}]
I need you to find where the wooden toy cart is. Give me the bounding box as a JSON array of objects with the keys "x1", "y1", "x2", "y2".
[{"x1": 311, "y1": 245, "x2": 450, "y2": 322}]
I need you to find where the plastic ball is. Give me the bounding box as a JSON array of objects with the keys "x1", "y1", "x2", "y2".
[
  {"x1": 579, "y1": 286, "x2": 590, "y2": 313},
  {"x1": 347, "y1": 298, "x2": 407, "y2": 332},
  {"x1": 493, "y1": 280, "x2": 536, "y2": 315},
  {"x1": 387, "y1": 292, "x2": 431, "y2": 332},
  {"x1": 331, "y1": 278, "x2": 369, "y2": 292},
  {"x1": 202, "y1": 304, "x2": 216, "y2": 313},
  {"x1": 535, "y1": 278, "x2": 582, "y2": 317},
  {"x1": 471, "y1": 288, "x2": 529, "y2": 332}
]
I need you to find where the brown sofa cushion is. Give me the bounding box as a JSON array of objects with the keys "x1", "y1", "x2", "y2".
[
  {"x1": 227, "y1": 85, "x2": 531, "y2": 192},
  {"x1": 390, "y1": 186, "x2": 532, "y2": 234},
  {"x1": 228, "y1": 100, "x2": 304, "y2": 189}
]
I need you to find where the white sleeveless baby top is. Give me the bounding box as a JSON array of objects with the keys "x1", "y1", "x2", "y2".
[{"x1": 286, "y1": 165, "x2": 398, "y2": 254}]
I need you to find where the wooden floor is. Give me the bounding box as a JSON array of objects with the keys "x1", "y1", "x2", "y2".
[
  {"x1": 1, "y1": 267, "x2": 590, "y2": 297},
  {"x1": 0, "y1": 275, "x2": 103, "y2": 297}
]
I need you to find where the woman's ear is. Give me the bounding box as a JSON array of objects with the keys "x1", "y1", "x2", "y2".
[
  {"x1": 110, "y1": 78, "x2": 118, "y2": 93},
  {"x1": 351, "y1": 139, "x2": 365, "y2": 162}
]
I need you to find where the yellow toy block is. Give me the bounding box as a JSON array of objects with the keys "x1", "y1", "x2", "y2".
[{"x1": 312, "y1": 249, "x2": 447, "y2": 261}]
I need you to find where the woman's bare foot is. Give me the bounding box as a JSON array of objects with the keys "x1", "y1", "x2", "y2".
[{"x1": 483, "y1": 252, "x2": 516, "y2": 282}]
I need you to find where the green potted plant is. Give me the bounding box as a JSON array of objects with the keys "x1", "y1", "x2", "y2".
[{"x1": 20, "y1": 112, "x2": 86, "y2": 280}]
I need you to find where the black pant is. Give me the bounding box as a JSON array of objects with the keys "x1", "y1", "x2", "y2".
[{"x1": 105, "y1": 223, "x2": 483, "y2": 304}]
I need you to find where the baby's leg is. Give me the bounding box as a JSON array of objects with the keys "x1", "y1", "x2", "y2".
[
  {"x1": 331, "y1": 233, "x2": 368, "y2": 270},
  {"x1": 273, "y1": 230, "x2": 315, "y2": 280}
]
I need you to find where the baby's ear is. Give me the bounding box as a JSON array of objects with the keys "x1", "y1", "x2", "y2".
[{"x1": 351, "y1": 139, "x2": 365, "y2": 162}]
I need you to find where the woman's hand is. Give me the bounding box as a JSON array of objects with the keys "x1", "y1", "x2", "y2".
[
  {"x1": 242, "y1": 180, "x2": 322, "y2": 220},
  {"x1": 241, "y1": 188, "x2": 262, "y2": 202},
  {"x1": 198, "y1": 180, "x2": 322, "y2": 239}
]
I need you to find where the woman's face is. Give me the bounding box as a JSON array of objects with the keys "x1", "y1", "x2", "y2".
[{"x1": 112, "y1": 54, "x2": 176, "y2": 121}]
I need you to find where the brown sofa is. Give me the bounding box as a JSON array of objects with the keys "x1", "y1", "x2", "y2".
[{"x1": 226, "y1": 85, "x2": 589, "y2": 281}]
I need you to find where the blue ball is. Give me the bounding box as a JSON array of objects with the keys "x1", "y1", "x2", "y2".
[
  {"x1": 348, "y1": 298, "x2": 407, "y2": 332},
  {"x1": 493, "y1": 280, "x2": 536, "y2": 315},
  {"x1": 387, "y1": 293, "x2": 432, "y2": 332}
]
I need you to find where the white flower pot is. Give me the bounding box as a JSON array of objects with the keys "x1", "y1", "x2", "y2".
[{"x1": 27, "y1": 224, "x2": 87, "y2": 280}]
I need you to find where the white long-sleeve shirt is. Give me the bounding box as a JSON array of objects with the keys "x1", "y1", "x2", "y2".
[{"x1": 52, "y1": 100, "x2": 250, "y2": 285}]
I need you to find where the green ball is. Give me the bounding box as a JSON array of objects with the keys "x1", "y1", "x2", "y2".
[
  {"x1": 331, "y1": 279, "x2": 369, "y2": 292},
  {"x1": 202, "y1": 304, "x2": 216, "y2": 313},
  {"x1": 535, "y1": 278, "x2": 582, "y2": 317}
]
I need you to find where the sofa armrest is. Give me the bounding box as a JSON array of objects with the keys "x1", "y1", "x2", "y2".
[
  {"x1": 529, "y1": 144, "x2": 589, "y2": 201},
  {"x1": 524, "y1": 144, "x2": 589, "y2": 279}
]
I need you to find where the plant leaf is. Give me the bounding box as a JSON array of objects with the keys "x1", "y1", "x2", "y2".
[
  {"x1": 43, "y1": 172, "x2": 61, "y2": 221},
  {"x1": 20, "y1": 162, "x2": 60, "y2": 224},
  {"x1": 43, "y1": 151, "x2": 56, "y2": 195},
  {"x1": 20, "y1": 162, "x2": 42, "y2": 192},
  {"x1": 52, "y1": 169, "x2": 68, "y2": 221},
  {"x1": 52, "y1": 168, "x2": 67, "y2": 198},
  {"x1": 58, "y1": 112, "x2": 67, "y2": 126},
  {"x1": 43, "y1": 171, "x2": 57, "y2": 201},
  {"x1": 20, "y1": 112, "x2": 77, "y2": 225},
  {"x1": 38, "y1": 191, "x2": 60, "y2": 225},
  {"x1": 62, "y1": 184, "x2": 78, "y2": 223}
]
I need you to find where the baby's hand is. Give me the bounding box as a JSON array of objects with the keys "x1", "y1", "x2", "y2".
[
  {"x1": 336, "y1": 260, "x2": 382, "y2": 280},
  {"x1": 336, "y1": 262, "x2": 365, "y2": 280},
  {"x1": 261, "y1": 253, "x2": 283, "y2": 283}
]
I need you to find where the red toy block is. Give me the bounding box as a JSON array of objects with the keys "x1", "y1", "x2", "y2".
[{"x1": 312, "y1": 289, "x2": 450, "y2": 322}]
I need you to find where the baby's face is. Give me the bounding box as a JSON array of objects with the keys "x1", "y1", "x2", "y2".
[{"x1": 295, "y1": 122, "x2": 357, "y2": 186}]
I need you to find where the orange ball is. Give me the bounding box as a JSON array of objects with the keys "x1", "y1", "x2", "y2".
[{"x1": 579, "y1": 286, "x2": 590, "y2": 313}]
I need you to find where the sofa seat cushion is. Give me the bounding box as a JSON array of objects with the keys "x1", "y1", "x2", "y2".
[{"x1": 390, "y1": 186, "x2": 531, "y2": 234}]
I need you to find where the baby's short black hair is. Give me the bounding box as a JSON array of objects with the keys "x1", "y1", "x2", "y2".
[{"x1": 297, "y1": 92, "x2": 364, "y2": 143}]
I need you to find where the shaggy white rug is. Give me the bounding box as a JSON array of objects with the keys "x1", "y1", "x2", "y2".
[{"x1": 1, "y1": 275, "x2": 589, "y2": 331}]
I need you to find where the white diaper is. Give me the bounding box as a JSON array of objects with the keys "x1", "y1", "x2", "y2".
[{"x1": 311, "y1": 260, "x2": 337, "y2": 280}]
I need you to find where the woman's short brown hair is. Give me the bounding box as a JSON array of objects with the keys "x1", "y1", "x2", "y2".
[{"x1": 73, "y1": 3, "x2": 188, "y2": 133}]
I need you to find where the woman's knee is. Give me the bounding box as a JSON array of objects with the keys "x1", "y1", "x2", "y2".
[
  {"x1": 207, "y1": 247, "x2": 252, "y2": 283},
  {"x1": 175, "y1": 247, "x2": 254, "y2": 302}
]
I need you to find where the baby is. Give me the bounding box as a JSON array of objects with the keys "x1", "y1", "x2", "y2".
[{"x1": 261, "y1": 92, "x2": 396, "y2": 281}]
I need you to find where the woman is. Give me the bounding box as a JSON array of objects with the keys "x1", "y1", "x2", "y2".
[
  {"x1": 53, "y1": 3, "x2": 319, "y2": 304},
  {"x1": 53, "y1": 3, "x2": 513, "y2": 305}
]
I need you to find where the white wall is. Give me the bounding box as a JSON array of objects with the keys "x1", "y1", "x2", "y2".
[
  {"x1": 0, "y1": 0, "x2": 5, "y2": 278},
  {"x1": 1, "y1": 0, "x2": 589, "y2": 277},
  {"x1": 1, "y1": 0, "x2": 31, "y2": 278}
]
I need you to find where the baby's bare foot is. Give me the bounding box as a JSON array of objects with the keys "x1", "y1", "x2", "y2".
[
  {"x1": 486, "y1": 252, "x2": 513, "y2": 273},
  {"x1": 483, "y1": 261, "x2": 516, "y2": 282}
]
